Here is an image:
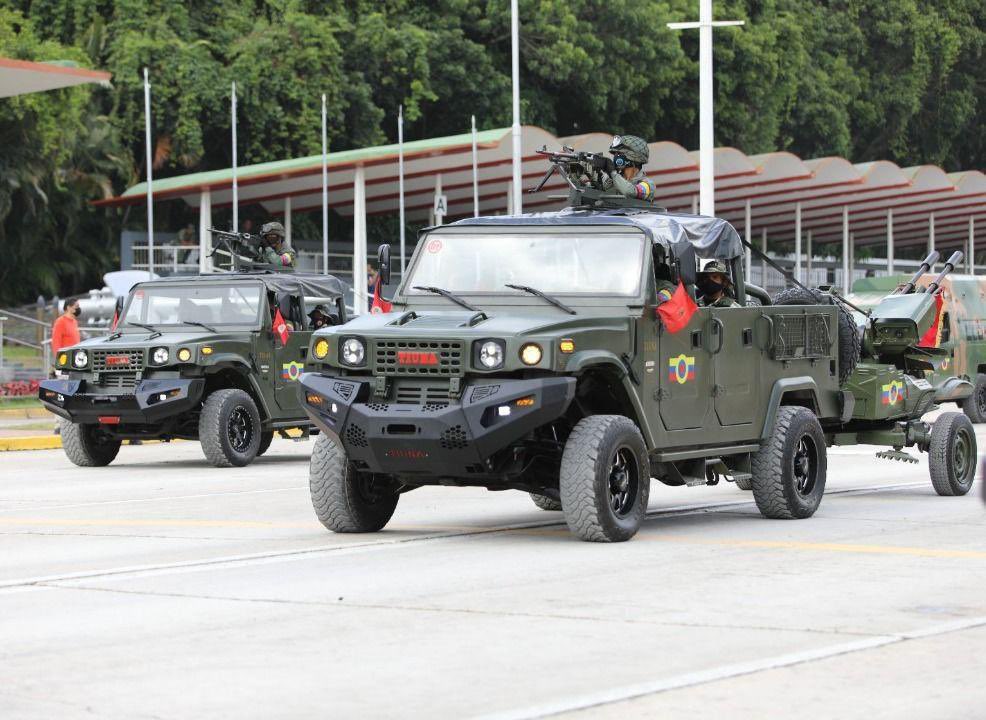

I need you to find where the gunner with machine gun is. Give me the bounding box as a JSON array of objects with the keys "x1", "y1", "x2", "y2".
[
  {"x1": 259, "y1": 222, "x2": 297, "y2": 268},
  {"x1": 593, "y1": 135, "x2": 656, "y2": 203}
]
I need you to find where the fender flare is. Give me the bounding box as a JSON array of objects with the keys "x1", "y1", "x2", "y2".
[
  {"x1": 203, "y1": 361, "x2": 275, "y2": 421},
  {"x1": 761, "y1": 376, "x2": 820, "y2": 441},
  {"x1": 564, "y1": 351, "x2": 655, "y2": 449}
]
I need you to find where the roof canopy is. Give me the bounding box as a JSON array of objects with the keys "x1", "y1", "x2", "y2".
[
  {"x1": 0, "y1": 57, "x2": 111, "y2": 97},
  {"x1": 99, "y1": 126, "x2": 986, "y2": 251}
]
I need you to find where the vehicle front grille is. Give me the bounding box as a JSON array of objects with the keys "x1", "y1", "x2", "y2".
[
  {"x1": 92, "y1": 349, "x2": 143, "y2": 372},
  {"x1": 772, "y1": 314, "x2": 831, "y2": 360},
  {"x1": 393, "y1": 383, "x2": 451, "y2": 405},
  {"x1": 99, "y1": 372, "x2": 139, "y2": 390},
  {"x1": 374, "y1": 340, "x2": 463, "y2": 376}
]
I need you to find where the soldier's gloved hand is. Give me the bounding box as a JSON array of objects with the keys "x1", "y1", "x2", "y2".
[{"x1": 590, "y1": 155, "x2": 616, "y2": 174}]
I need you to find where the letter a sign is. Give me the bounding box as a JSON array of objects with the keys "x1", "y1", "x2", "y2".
[{"x1": 434, "y1": 194, "x2": 448, "y2": 224}]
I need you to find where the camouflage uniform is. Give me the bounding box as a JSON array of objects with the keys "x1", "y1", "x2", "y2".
[
  {"x1": 259, "y1": 221, "x2": 297, "y2": 269},
  {"x1": 697, "y1": 259, "x2": 740, "y2": 308},
  {"x1": 655, "y1": 279, "x2": 677, "y2": 304},
  {"x1": 601, "y1": 135, "x2": 656, "y2": 203}
]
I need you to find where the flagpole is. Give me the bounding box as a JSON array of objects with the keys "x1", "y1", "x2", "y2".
[
  {"x1": 321, "y1": 93, "x2": 329, "y2": 275},
  {"x1": 471, "y1": 115, "x2": 479, "y2": 218},
  {"x1": 398, "y1": 105, "x2": 407, "y2": 275},
  {"x1": 143, "y1": 67, "x2": 154, "y2": 279},
  {"x1": 231, "y1": 81, "x2": 238, "y2": 231},
  {"x1": 509, "y1": 0, "x2": 522, "y2": 215}
]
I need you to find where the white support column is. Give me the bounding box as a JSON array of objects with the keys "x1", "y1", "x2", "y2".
[
  {"x1": 970, "y1": 216, "x2": 976, "y2": 275},
  {"x1": 886, "y1": 208, "x2": 894, "y2": 274},
  {"x1": 806, "y1": 230, "x2": 813, "y2": 281},
  {"x1": 691, "y1": 195, "x2": 698, "y2": 215},
  {"x1": 471, "y1": 115, "x2": 480, "y2": 218},
  {"x1": 509, "y1": 0, "x2": 523, "y2": 215},
  {"x1": 794, "y1": 201, "x2": 802, "y2": 282},
  {"x1": 434, "y1": 174, "x2": 444, "y2": 226},
  {"x1": 507, "y1": 181, "x2": 514, "y2": 216},
  {"x1": 198, "y1": 188, "x2": 212, "y2": 273},
  {"x1": 353, "y1": 166, "x2": 367, "y2": 315},
  {"x1": 841, "y1": 206, "x2": 850, "y2": 292},
  {"x1": 744, "y1": 199, "x2": 752, "y2": 282},
  {"x1": 929, "y1": 212, "x2": 935, "y2": 255},
  {"x1": 284, "y1": 196, "x2": 292, "y2": 249},
  {"x1": 849, "y1": 233, "x2": 855, "y2": 286},
  {"x1": 231, "y1": 81, "x2": 238, "y2": 232}
]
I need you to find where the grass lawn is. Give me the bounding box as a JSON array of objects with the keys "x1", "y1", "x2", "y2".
[
  {"x1": 1, "y1": 345, "x2": 43, "y2": 363},
  {"x1": 0, "y1": 397, "x2": 43, "y2": 409}
]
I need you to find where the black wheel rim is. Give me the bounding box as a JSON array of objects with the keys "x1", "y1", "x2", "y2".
[
  {"x1": 608, "y1": 446, "x2": 639, "y2": 517},
  {"x1": 977, "y1": 385, "x2": 986, "y2": 416},
  {"x1": 792, "y1": 435, "x2": 818, "y2": 496},
  {"x1": 952, "y1": 427, "x2": 974, "y2": 483},
  {"x1": 357, "y1": 474, "x2": 388, "y2": 505},
  {"x1": 227, "y1": 406, "x2": 253, "y2": 453}
]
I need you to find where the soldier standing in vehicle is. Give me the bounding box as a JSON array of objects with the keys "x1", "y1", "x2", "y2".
[
  {"x1": 593, "y1": 135, "x2": 656, "y2": 203},
  {"x1": 696, "y1": 260, "x2": 740, "y2": 307},
  {"x1": 259, "y1": 222, "x2": 297, "y2": 268}
]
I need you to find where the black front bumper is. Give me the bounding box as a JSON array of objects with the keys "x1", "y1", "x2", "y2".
[
  {"x1": 299, "y1": 373, "x2": 576, "y2": 476},
  {"x1": 39, "y1": 377, "x2": 205, "y2": 425}
]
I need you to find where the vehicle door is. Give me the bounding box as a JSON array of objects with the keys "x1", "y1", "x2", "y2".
[
  {"x1": 709, "y1": 305, "x2": 761, "y2": 427},
  {"x1": 271, "y1": 292, "x2": 310, "y2": 413},
  {"x1": 657, "y1": 307, "x2": 715, "y2": 435}
]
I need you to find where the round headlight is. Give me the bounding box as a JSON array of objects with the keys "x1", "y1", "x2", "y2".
[
  {"x1": 479, "y1": 341, "x2": 504, "y2": 369},
  {"x1": 314, "y1": 339, "x2": 330, "y2": 360},
  {"x1": 152, "y1": 347, "x2": 169, "y2": 365},
  {"x1": 341, "y1": 338, "x2": 365, "y2": 366},
  {"x1": 57, "y1": 352, "x2": 68, "y2": 367},
  {"x1": 520, "y1": 343, "x2": 543, "y2": 366},
  {"x1": 177, "y1": 348, "x2": 192, "y2": 362},
  {"x1": 72, "y1": 350, "x2": 88, "y2": 368}
]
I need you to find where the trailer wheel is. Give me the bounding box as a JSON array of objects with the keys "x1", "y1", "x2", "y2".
[
  {"x1": 929, "y1": 412, "x2": 976, "y2": 496},
  {"x1": 961, "y1": 374, "x2": 986, "y2": 424},
  {"x1": 309, "y1": 434, "x2": 399, "y2": 532},
  {"x1": 560, "y1": 415, "x2": 649, "y2": 542},
  {"x1": 773, "y1": 287, "x2": 859, "y2": 386},
  {"x1": 529, "y1": 492, "x2": 562, "y2": 511},
  {"x1": 752, "y1": 406, "x2": 827, "y2": 519},
  {"x1": 61, "y1": 421, "x2": 121, "y2": 467}
]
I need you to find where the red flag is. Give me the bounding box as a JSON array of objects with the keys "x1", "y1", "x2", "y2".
[
  {"x1": 656, "y1": 282, "x2": 698, "y2": 334},
  {"x1": 110, "y1": 310, "x2": 118, "y2": 330},
  {"x1": 370, "y1": 276, "x2": 392, "y2": 314},
  {"x1": 273, "y1": 308, "x2": 291, "y2": 345},
  {"x1": 917, "y1": 292, "x2": 945, "y2": 348}
]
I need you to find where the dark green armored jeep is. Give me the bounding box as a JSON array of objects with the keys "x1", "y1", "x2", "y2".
[{"x1": 40, "y1": 272, "x2": 346, "y2": 467}]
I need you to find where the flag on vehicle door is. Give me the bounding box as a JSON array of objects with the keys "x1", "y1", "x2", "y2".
[
  {"x1": 273, "y1": 308, "x2": 291, "y2": 345},
  {"x1": 656, "y1": 282, "x2": 698, "y2": 333}
]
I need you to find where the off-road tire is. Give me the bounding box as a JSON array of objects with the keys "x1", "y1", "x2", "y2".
[
  {"x1": 257, "y1": 430, "x2": 275, "y2": 457},
  {"x1": 734, "y1": 476, "x2": 752, "y2": 491},
  {"x1": 309, "y1": 434, "x2": 399, "y2": 533},
  {"x1": 773, "y1": 286, "x2": 860, "y2": 386},
  {"x1": 961, "y1": 374, "x2": 986, "y2": 424},
  {"x1": 198, "y1": 389, "x2": 262, "y2": 468},
  {"x1": 529, "y1": 492, "x2": 562, "y2": 511},
  {"x1": 752, "y1": 406, "x2": 827, "y2": 519},
  {"x1": 928, "y1": 412, "x2": 976, "y2": 496},
  {"x1": 61, "y1": 421, "x2": 121, "y2": 467},
  {"x1": 560, "y1": 415, "x2": 649, "y2": 542}
]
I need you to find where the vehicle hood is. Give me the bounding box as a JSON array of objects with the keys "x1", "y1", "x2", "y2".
[{"x1": 72, "y1": 330, "x2": 255, "y2": 351}]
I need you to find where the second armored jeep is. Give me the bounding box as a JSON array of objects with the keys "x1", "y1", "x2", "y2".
[{"x1": 40, "y1": 272, "x2": 346, "y2": 468}]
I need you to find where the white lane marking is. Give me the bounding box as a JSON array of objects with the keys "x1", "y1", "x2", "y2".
[
  {"x1": 0, "y1": 481, "x2": 930, "y2": 592},
  {"x1": 0, "y1": 486, "x2": 306, "y2": 514},
  {"x1": 474, "y1": 616, "x2": 986, "y2": 720}
]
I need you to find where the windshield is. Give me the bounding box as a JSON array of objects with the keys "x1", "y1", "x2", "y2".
[
  {"x1": 122, "y1": 283, "x2": 263, "y2": 329},
  {"x1": 405, "y1": 232, "x2": 646, "y2": 296}
]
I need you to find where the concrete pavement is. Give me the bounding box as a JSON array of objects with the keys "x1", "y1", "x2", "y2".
[{"x1": 0, "y1": 425, "x2": 984, "y2": 719}]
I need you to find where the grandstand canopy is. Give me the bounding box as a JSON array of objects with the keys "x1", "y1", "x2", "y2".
[{"x1": 0, "y1": 57, "x2": 111, "y2": 97}]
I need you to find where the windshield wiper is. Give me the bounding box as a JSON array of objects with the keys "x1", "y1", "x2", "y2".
[
  {"x1": 183, "y1": 320, "x2": 218, "y2": 333},
  {"x1": 412, "y1": 286, "x2": 479, "y2": 312},
  {"x1": 126, "y1": 321, "x2": 162, "y2": 339},
  {"x1": 505, "y1": 284, "x2": 576, "y2": 315}
]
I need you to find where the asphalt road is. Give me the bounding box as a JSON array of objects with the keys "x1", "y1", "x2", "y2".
[{"x1": 1, "y1": 419, "x2": 984, "y2": 719}]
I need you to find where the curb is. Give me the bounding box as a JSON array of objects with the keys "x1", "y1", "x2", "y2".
[
  {"x1": 0, "y1": 436, "x2": 62, "y2": 452},
  {"x1": 0, "y1": 407, "x2": 50, "y2": 419}
]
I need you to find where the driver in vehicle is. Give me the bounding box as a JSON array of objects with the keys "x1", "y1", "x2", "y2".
[{"x1": 696, "y1": 260, "x2": 740, "y2": 307}]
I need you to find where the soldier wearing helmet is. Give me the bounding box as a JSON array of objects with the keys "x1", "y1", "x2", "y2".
[
  {"x1": 259, "y1": 221, "x2": 297, "y2": 269},
  {"x1": 592, "y1": 135, "x2": 656, "y2": 202},
  {"x1": 696, "y1": 259, "x2": 740, "y2": 307}
]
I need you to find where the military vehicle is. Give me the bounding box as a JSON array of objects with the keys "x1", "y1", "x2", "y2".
[
  {"x1": 849, "y1": 273, "x2": 986, "y2": 423},
  {"x1": 39, "y1": 272, "x2": 346, "y2": 468},
  {"x1": 296, "y1": 154, "x2": 975, "y2": 542}
]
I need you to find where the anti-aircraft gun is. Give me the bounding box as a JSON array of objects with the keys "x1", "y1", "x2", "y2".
[
  {"x1": 207, "y1": 228, "x2": 293, "y2": 273},
  {"x1": 529, "y1": 145, "x2": 664, "y2": 211}
]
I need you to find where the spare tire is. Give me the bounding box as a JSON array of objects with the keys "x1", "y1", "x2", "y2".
[{"x1": 772, "y1": 286, "x2": 860, "y2": 386}]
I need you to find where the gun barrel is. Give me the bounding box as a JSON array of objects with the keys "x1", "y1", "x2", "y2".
[
  {"x1": 897, "y1": 250, "x2": 939, "y2": 294},
  {"x1": 926, "y1": 251, "x2": 962, "y2": 295}
]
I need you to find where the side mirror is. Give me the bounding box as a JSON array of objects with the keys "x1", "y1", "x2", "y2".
[{"x1": 378, "y1": 244, "x2": 391, "y2": 286}]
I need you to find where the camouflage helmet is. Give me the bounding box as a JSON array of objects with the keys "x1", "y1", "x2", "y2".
[
  {"x1": 260, "y1": 221, "x2": 286, "y2": 241},
  {"x1": 609, "y1": 135, "x2": 649, "y2": 165},
  {"x1": 699, "y1": 259, "x2": 732, "y2": 285}
]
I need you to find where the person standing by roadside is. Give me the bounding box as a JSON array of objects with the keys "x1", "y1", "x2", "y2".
[{"x1": 51, "y1": 298, "x2": 81, "y2": 359}]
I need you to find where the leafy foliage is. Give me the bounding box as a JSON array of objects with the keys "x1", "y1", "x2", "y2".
[{"x1": 0, "y1": 0, "x2": 983, "y2": 304}]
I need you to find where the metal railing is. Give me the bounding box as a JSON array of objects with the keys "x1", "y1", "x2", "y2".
[{"x1": 131, "y1": 245, "x2": 200, "y2": 275}]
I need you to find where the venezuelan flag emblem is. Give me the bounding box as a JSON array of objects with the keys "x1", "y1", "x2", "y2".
[
  {"x1": 281, "y1": 361, "x2": 304, "y2": 381},
  {"x1": 668, "y1": 354, "x2": 696, "y2": 385},
  {"x1": 881, "y1": 379, "x2": 904, "y2": 405}
]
